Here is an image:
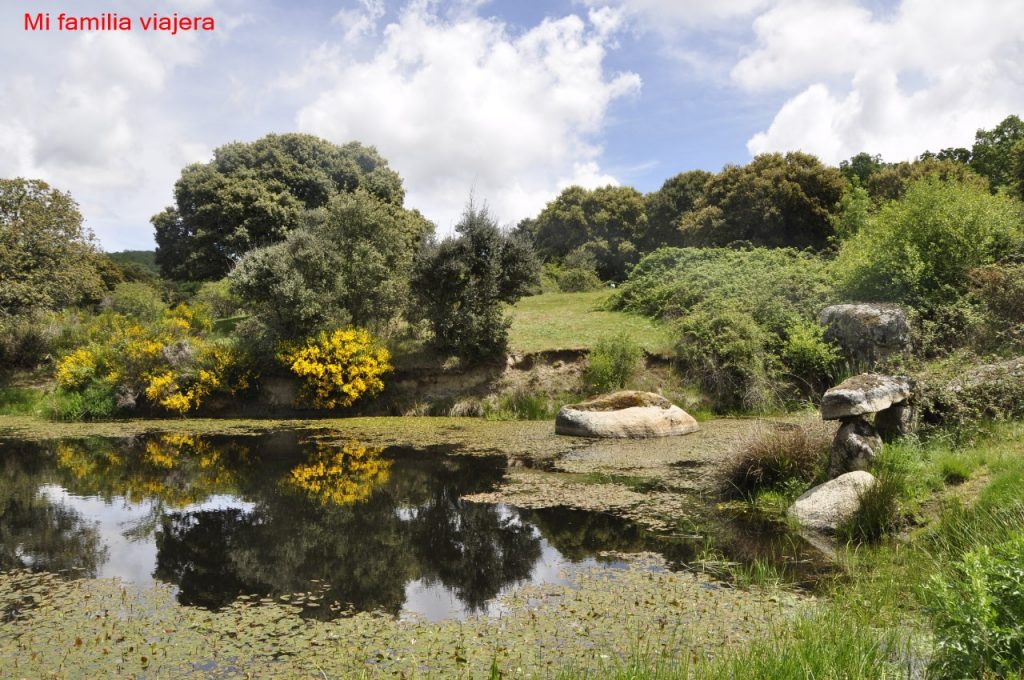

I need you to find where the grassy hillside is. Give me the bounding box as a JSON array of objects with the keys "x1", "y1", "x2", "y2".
[{"x1": 508, "y1": 290, "x2": 674, "y2": 354}]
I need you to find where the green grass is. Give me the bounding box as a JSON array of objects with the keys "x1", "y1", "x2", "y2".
[
  {"x1": 0, "y1": 386, "x2": 48, "y2": 416},
  {"x1": 508, "y1": 290, "x2": 674, "y2": 354}
]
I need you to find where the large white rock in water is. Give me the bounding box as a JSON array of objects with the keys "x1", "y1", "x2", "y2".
[
  {"x1": 555, "y1": 391, "x2": 700, "y2": 438},
  {"x1": 788, "y1": 471, "x2": 877, "y2": 533},
  {"x1": 820, "y1": 373, "x2": 911, "y2": 420}
]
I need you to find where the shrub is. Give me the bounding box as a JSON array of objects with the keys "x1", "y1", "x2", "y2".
[
  {"x1": 675, "y1": 306, "x2": 780, "y2": 411},
  {"x1": 49, "y1": 383, "x2": 117, "y2": 421},
  {"x1": 0, "y1": 313, "x2": 56, "y2": 369},
  {"x1": 923, "y1": 531, "x2": 1024, "y2": 679},
  {"x1": 780, "y1": 320, "x2": 843, "y2": 397},
  {"x1": 411, "y1": 204, "x2": 540, "y2": 362},
  {"x1": 611, "y1": 247, "x2": 834, "y2": 410},
  {"x1": 722, "y1": 420, "x2": 832, "y2": 498},
  {"x1": 194, "y1": 279, "x2": 242, "y2": 319},
  {"x1": 584, "y1": 332, "x2": 643, "y2": 394},
  {"x1": 556, "y1": 267, "x2": 602, "y2": 292},
  {"x1": 969, "y1": 263, "x2": 1024, "y2": 350},
  {"x1": 835, "y1": 176, "x2": 1024, "y2": 311},
  {"x1": 278, "y1": 327, "x2": 392, "y2": 409},
  {"x1": 52, "y1": 304, "x2": 248, "y2": 417},
  {"x1": 613, "y1": 247, "x2": 833, "y2": 330},
  {"x1": 105, "y1": 282, "x2": 165, "y2": 321}
]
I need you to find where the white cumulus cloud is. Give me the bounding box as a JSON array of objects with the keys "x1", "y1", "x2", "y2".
[
  {"x1": 295, "y1": 4, "x2": 640, "y2": 230},
  {"x1": 742, "y1": 0, "x2": 1024, "y2": 163}
]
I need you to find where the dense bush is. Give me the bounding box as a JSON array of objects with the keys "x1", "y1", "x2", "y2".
[
  {"x1": 277, "y1": 327, "x2": 392, "y2": 410},
  {"x1": 105, "y1": 282, "x2": 165, "y2": 321},
  {"x1": 675, "y1": 306, "x2": 780, "y2": 411},
  {"x1": 554, "y1": 247, "x2": 602, "y2": 292},
  {"x1": 969, "y1": 263, "x2": 1024, "y2": 350},
  {"x1": 924, "y1": 531, "x2": 1024, "y2": 678},
  {"x1": 780, "y1": 320, "x2": 843, "y2": 397},
  {"x1": 613, "y1": 247, "x2": 833, "y2": 331},
  {"x1": 614, "y1": 247, "x2": 834, "y2": 410},
  {"x1": 412, "y1": 204, "x2": 539, "y2": 362},
  {"x1": 584, "y1": 332, "x2": 643, "y2": 394},
  {"x1": 53, "y1": 304, "x2": 248, "y2": 416},
  {"x1": 835, "y1": 177, "x2": 1024, "y2": 311},
  {"x1": 722, "y1": 420, "x2": 832, "y2": 498},
  {"x1": 0, "y1": 313, "x2": 57, "y2": 369},
  {"x1": 230, "y1": 189, "x2": 433, "y2": 343}
]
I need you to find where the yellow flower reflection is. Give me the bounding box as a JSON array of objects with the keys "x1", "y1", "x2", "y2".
[{"x1": 286, "y1": 442, "x2": 391, "y2": 506}]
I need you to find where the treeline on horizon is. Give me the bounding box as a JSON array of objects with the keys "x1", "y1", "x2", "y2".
[{"x1": 2, "y1": 114, "x2": 1023, "y2": 419}]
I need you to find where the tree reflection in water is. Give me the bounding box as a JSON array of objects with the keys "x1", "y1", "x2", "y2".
[{"x1": 0, "y1": 441, "x2": 106, "y2": 575}]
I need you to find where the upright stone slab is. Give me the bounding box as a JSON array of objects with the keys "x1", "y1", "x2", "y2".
[{"x1": 820, "y1": 373, "x2": 912, "y2": 420}]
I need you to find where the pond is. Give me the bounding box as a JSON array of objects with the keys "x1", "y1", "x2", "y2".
[{"x1": 0, "y1": 431, "x2": 827, "y2": 623}]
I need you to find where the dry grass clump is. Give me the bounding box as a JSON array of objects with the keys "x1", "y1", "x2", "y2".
[{"x1": 722, "y1": 418, "x2": 834, "y2": 498}]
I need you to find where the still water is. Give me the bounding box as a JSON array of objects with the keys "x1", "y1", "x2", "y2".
[{"x1": 0, "y1": 431, "x2": 824, "y2": 621}]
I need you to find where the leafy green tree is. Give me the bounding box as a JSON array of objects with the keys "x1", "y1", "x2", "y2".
[
  {"x1": 836, "y1": 176, "x2": 1024, "y2": 310},
  {"x1": 642, "y1": 170, "x2": 711, "y2": 249},
  {"x1": 678, "y1": 152, "x2": 846, "y2": 250},
  {"x1": 412, "y1": 204, "x2": 539, "y2": 361},
  {"x1": 229, "y1": 189, "x2": 432, "y2": 343},
  {"x1": 865, "y1": 157, "x2": 986, "y2": 203},
  {"x1": 839, "y1": 152, "x2": 885, "y2": 185},
  {"x1": 969, "y1": 114, "x2": 1024, "y2": 191},
  {"x1": 0, "y1": 178, "x2": 104, "y2": 317},
  {"x1": 532, "y1": 185, "x2": 646, "y2": 281},
  {"x1": 153, "y1": 134, "x2": 405, "y2": 281}
]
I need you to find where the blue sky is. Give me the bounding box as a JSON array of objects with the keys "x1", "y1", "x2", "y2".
[{"x1": 2, "y1": 0, "x2": 1022, "y2": 250}]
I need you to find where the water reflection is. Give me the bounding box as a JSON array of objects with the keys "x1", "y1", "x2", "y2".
[
  {"x1": 2, "y1": 434, "x2": 647, "y2": 620},
  {"x1": 0, "y1": 432, "x2": 830, "y2": 621}
]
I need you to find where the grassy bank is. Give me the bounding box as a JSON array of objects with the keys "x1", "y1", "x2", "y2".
[
  {"x1": 591, "y1": 420, "x2": 1024, "y2": 679},
  {"x1": 508, "y1": 290, "x2": 674, "y2": 354}
]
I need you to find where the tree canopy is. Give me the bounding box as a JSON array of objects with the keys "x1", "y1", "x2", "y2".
[
  {"x1": 643, "y1": 170, "x2": 711, "y2": 250},
  {"x1": 678, "y1": 152, "x2": 847, "y2": 250},
  {"x1": 531, "y1": 185, "x2": 647, "y2": 281},
  {"x1": 969, "y1": 114, "x2": 1024, "y2": 191},
  {"x1": 0, "y1": 178, "x2": 103, "y2": 317},
  {"x1": 154, "y1": 134, "x2": 405, "y2": 281},
  {"x1": 229, "y1": 189, "x2": 433, "y2": 342}
]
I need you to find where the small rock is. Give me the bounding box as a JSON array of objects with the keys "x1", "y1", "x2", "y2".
[
  {"x1": 788, "y1": 471, "x2": 877, "y2": 533},
  {"x1": 555, "y1": 390, "x2": 700, "y2": 438},
  {"x1": 819, "y1": 303, "x2": 910, "y2": 366},
  {"x1": 820, "y1": 373, "x2": 911, "y2": 420},
  {"x1": 828, "y1": 417, "x2": 882, "y2": 478}
]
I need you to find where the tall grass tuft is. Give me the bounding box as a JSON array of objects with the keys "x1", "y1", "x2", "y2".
[{"x1": 721, "y1": 420, "x2": 832, "y2": 498}]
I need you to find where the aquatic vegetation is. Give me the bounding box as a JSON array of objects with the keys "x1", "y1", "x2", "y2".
[{"x1": 0, "y1": 557, "x2": 801, "y2": 678}]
